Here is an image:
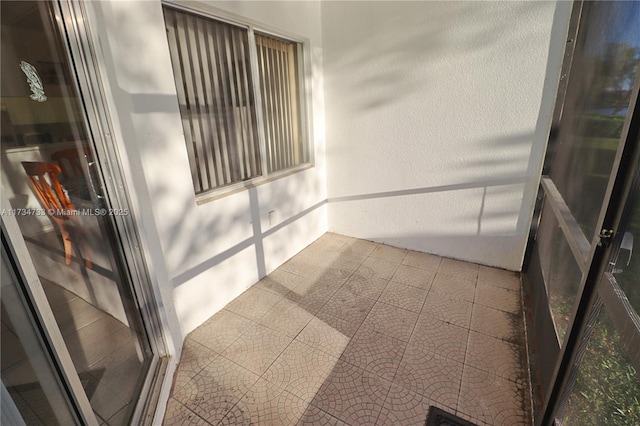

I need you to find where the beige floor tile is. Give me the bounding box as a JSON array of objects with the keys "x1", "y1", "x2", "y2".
[
  {"x1": 378, "y1": 385, "x2": 440, "y2": 426},
  {"x1": 340, "y1": 325, "x2": 407, "y2": 381},
  {"x1": 297, "y1": 404, "x2": 348, "y2": 425},
  {"x1": 469, "y1": 304, "x2": 525, "y2": 345},
  {"x1": 222, "y1": 324, "x2": 292, "y2": 376},
  {"x1": 477, "y1": 265, "x2": 521, "y2": 291},
  {"x1": 296, "y1": 314, "x2": 356, "y2": 358},
  {"x1": 253, "y1": 271, "x2": 302, "y2": 296},
  {"x1": 465, "y1": 331, "x2": 528, "y2": 385},
  {"x1": 85, "y1": 376, "x2": 129, "y2": 421},
  {"x1": 438, "y1": 258, "x2": 479, "y2": 281},
  {"x1": 99, "y1": 354, "x2": 145, "y2": 403},
  {"x1": 475, "y1": 280, "x2": 521, "y2": 314},
  {"x1": 263, "y1": 340, "x2": 339, "y2": 402},
  {"x1": 362, "y1": 302, "x2": 419, "y2": 342},
  {"x1": 88, "y1": 339, "x2": 138, "y2": 373},
  {"x1": 394, "y1": 349, "x2": 463, "y2": 409},
  {"x1": 457, "y1": 365, "x2": 530, "y2": 425},
  {"x1": 319, "y1": 288, "x2": 376, "y2": 324},
  {"x1": 307, "y1": 267, "x2": 353, "y2": 290},
  {"x1": 402, "y1": 251, "x2": 442, "y2": 272},
  {"x1": 238, "y1": 379, "x2": 330, "y2": 425},
  {"x1": 430, "y1": 272, "x2": 476, "y2": 304},
  {"x1": 164, "y1": 234, "x2": 531, "y2": 426},
  {"x1": 173, "y1": 356, "x2": 260, "y2": 421},
  {"x1": 422, "y1": 292, "x2": 473, "y2": 329},
  {"x1": 286, "y1": 284, "x2": 335, "y2": 315},
  {"x1": 162, "y1": 398, "x2": 211, "y2": 425},
  {"x1": 257, "y1": 299, "x2": 315, "y2": 338},
  {"x1": 41, "y1": 278, "x2": 79, "y2": 308},
  {"x1": 279, "y1": 256, "x2": 319, "y2": 277},
  {"x1": 341, "y1": 239, "x2": 378, "y2": 257},
  {"x1": 390, "y1": 264, "x2": 435, "y2": 289},
  {"x1": 310, "y1": 360, "x2": 391, "y2": 425},
  {"x1": 56, "y1": 299, "x2": 105, "y2": 335},
  {"x1": 70, "y1": 323, "x2": 132, "y2": 370},
  {"x1": 370, "y1": 244, "x2": 408, "y2": 264},
  {"x1": 189, "y1": 309, "x2": 254, "y2": 353},
  {"x1": 409, "y1": 317, "x2": 470, "y2": 364},
  {"x1": 328, "y1": 252, "x2": 367, "y2": 272},
  {"x1": 232, "y1": 378, "x2": 298, "y2": 425},
  {"x1": 340, "y1": 274, "x2": 389, "y2": 301},
  {"x1": 225, "y1": 287, "x2": 284, "y2": 321},
  {"x1": 356, "y1": 257, "x2": 399, "y2": 281},
  {"x1": 315, "y1": 233, "x2": 352, "y2": 250},
  {"x1": 378, "y1": 281, "x2": 429, "y2": 313},
  {"x1": 172, "y1": 339, "x2": 218, "y2": 393}
]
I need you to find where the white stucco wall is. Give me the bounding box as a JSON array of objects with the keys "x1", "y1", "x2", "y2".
[
  {"x1": 322, "y1": 1, "x2": 571, "y2": 271},
  {"x1": 83, "y1": 0, "x2": 327, "y2": 347}
]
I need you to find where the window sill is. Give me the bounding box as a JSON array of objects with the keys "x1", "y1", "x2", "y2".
[{"x1": 195, "y1": 163, "x2": 314, "y2": 205}]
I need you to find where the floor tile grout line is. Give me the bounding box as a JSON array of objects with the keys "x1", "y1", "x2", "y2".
[
  {"x1": 245, "y1": 251, "x2": 365, "y2": 397},
  {"x1": 282, "y1": 386, "x2": 346, "y2": 426},
  {"x1": 457, "y1": 273, "x2": 479, "y2": 422},
  {"x1": 169, "y1": 236, "x2": 530, "y2": 426},
  {"x1": 373, "y1": 262, "x2": 434, "y2": 425},
  {"x1": 516, "y1": 271, "x2": 536, "y2": 426},
  {"x1": 401, "y1": 270, "x2": 436, "y2": 348},
  {"x1": 168, "y1": 396, "x2": 216, "y2": 426}
]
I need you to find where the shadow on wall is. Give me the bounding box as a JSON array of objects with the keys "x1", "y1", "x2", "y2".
[
  {"x1": 88, "y1": 1, "x2": 563, "y2": 329},
  {"x1": 326, "y1": 129, "x2": 544, "y2": 270},
  {"x1": 327, "y1": 176, "x2": 529, "y2": 269},
  {"x1": 92, "y1": 2, "x2": 326, "y2": 331},
  {"x1": 321, "y1": 1, "x2": 567, "y2": 271},
  {"x1": 321, "y1": 1, "x2": 549, "y2": 111}
]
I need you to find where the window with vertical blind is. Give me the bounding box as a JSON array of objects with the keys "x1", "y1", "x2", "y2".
[{"x1": 163, "y1": 6, "x2": 309, "y2": 195}]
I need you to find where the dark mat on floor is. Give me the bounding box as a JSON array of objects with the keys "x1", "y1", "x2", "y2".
[{"x1": 426, "y1": 406, "x2": 478, "y2": 426}]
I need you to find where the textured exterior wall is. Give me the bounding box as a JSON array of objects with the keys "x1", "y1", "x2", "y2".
[
  {"x1": 83, "y1": 0, "x2": 327, "y2": 344},
  {"x1": 322, "y1": 1, "x2": 571, "y2": 271}
]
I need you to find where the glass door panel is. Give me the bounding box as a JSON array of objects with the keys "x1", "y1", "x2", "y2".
[
  {"x1": 559, "y1": 308, "x2": 639, "y2": 425},
  {"x1": 547, "y1": 1, "x2": 640, "y2": 241},
  {"x1": 525, "y1": 0, "x2": 640, "y2": 418},
  {"x1": 557, "y1": 174, "x2": 640, "y2": 424},
  {"x1": 1, "y1": 2, "x2": 154, "y2": 424},
  {"x1": 534, "y1": 204, "x2": 583, "y2": 343},
  {"x1": 1, "y1": 247, "x2": 78, "y2": 425}
]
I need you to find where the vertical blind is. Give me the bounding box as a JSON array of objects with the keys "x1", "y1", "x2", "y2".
[
  {"x1": 255, "y1": 34, "x2": 304, "y2": 173},
  {"x1": 164, "y1": 7, "x2": 308, "y2": 195},
  {"x1": 165, "y1": 8, "x2": 261, "y2": 193}
]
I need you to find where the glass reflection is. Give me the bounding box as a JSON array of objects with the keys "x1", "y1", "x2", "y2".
[
  {"x1": 1, "y1": 251, "x2": 76, "y2": 425},
  {"x1": 611, "y1": 179, "x2": 640, "y2": 316},
  {"x1": 536, "y1": 202, "x2": 583, "y2": 343},
  {"x1": 560, "y1": 309, "x2": 640, "y2": 425},
  {"x1": 1, "y1": 2, "x2": 151, "y2": 424},
  {"x1": 548, "y1": 1, "x2": 640, "y2": 242}
]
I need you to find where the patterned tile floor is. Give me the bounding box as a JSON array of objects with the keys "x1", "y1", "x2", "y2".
[{"x1": 163, "y1": 233, "x2": 532, "y2": 425}]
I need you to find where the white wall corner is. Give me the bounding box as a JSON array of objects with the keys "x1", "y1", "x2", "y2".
[{"x1": 322, "y1": 0, "x2": 572, "y2": 271}]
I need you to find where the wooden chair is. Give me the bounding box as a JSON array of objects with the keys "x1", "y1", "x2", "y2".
[{"x1": 21, "y1": 161, "x2": 92, "y2": 268}]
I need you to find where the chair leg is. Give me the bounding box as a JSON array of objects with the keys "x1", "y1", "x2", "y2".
[
  {"x1": 57, "y1": 221, "x2": 92, "y2": 269},
  {"x1": 67, "y1": 219, "x2": 92, "y2": 269},
  {"x1": 78, "y1": 232, "x2": 92, "y2": 269},
  {"x1": 62, "y1": 234, "x2": 73, "y2": 265}
]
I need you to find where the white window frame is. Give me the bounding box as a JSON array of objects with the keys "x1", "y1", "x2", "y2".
[{"x1": 162, "y1": 1, "x2": 314, "y2": 203}]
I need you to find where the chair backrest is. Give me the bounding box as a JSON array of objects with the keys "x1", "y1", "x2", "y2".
[
  {"x1": 50, "y1": 148, "x2": 87, "y2": 179},
  {"x1": 21, "y1": 161, "x2": 75, "y2": 215}
]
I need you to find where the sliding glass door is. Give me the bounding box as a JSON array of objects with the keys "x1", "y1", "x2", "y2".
[
  {"x1": 524, "y1": 1, "x2": 640, "y2": 423},
  {"x1": 1, "y1": 1, "x2": 164, "y2": 424}
]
